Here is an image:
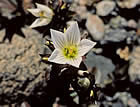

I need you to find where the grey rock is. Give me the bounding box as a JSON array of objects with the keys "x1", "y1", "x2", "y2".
[
  {"x1": 85, "y1": 52, "x2": 115, "y2": 83},
  {"x1": 109, "y1": 16, "x2": 128, "y2": 28},
  {"x1": 127, "y1": 98, "x2": 139, "y2": 107},
  {"x1": 96, "y1": 1, "x2": 116, "y2": 16},
  {"x1": 76, "y1": 6, "x2": 88, "y2": 19},
  {"x1": 137, "y1": 19, "x2": 140, "y2": 29},
  {"x1": 0, "y1": 28, "x2": 50, "y2": 105},
  {"x1": 86, "y1": 14, "x2": 105, "y2": 41},
  {"x1": 88, "y1": 104, "x2": 99, "y2": 107},
  {"x1": 101, "y1": 92, "x2": 139, "y2": 107},
  {"x1": 113, "y1": 92, "x2": 139, "y2": 107},
  {"x1": 78, "y1": 0, "x2": 96, "y2": 6},
  {"x1": 113, "y1": 92, "x2": 131, "y2": 106},
  {"x1": 64, "y1": 0, "x2": 73, "y2": 3},
  {"x1": 102, "y1": 29, "x2": 135, "y2": 43},
  {"x1": 117, "y1": 0, "x2": 140, "y2": 9},
  {"x1": 112, "y1": 102, "x2": 123, "y2": 107}
]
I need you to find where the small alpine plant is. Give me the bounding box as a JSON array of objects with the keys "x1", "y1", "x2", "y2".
[{"x1": 48, "y1": 22, "x2": 96, "y2": 68}]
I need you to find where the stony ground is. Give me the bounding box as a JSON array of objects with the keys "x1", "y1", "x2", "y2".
[{"x1": 0, "y1": 28, "x2": 50, "y2": 105}]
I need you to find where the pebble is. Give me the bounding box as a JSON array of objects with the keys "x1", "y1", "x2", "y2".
[
  {"x1": 79, "y1": 0, "x2": 87, "y2": 6},
  {"x1": 129, "y1": 46, "x2": 140, "y2": 84},
  {"x1": 96, "y1": 1, "x2": 116, "y2": 16},
  {"x1": 117, "y1": 0, "x2": 140, "y2": 9},
  {"x1": 109, "y1": 16, "x2": 128, "y2": 28},
  {"x1": 127, "y1": 19, "x2": 137, "y2": 28},
  {"x1": 79, "y1": 0, "x2": 96, "y2": 6},
  {"x1": 85, "y1": 52, "x2": 115, "y2": 83},
  {"x1": 136, "y1": 29, "x2": 140, "y2": 36},
  {"x1": 127, "y1": 98, "x2": 139, "y2": 107},
  {"x1": 76, "y1": 6, "x2": 88, "y2": 19},
  {"x1": 102, "y1": 29, "x2": 133, "y2": 42},
  {"x1": 86, "y1": 14, "x2": 105, "y2": 41},
  {"x1": 116, "y1": 46, "x2": 130, "y2": 61},
  {"x1": 101, "y1": 92, "x2": 140, "y2": 107}
]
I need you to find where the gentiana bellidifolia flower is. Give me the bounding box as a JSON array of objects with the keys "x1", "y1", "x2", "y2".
[
  {"x1": 48, "y1": 22, "x2": 96, "y2": 68},
  {"x1": 27, "y1": 3, "x2": 54, "y2": 28}
]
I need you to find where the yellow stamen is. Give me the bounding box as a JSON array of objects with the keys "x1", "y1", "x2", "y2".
[
  {"x1": 63, "y1": 45, "x2": 78, "y2": 59},
  {"x1": 61, "y1": 3, "x2": 66, "y2": 10},
  {"x1": 90, "y1": 90, "x2": 94, "y2": 97},
  {"x1": 64, "y1": 28, "x2": 66, "y2": 33},
  {"x1": 39, "y1": 11, "x2": 45, "y2": 18},
  {"x1": 50, "y1": 41, "x2": 53, "y2": 44},
  {"x1": 42, "y1": 57, "x2": 48, "y2": 61},
  {"x1": 46, "y1": 41, "x2": 53, "y2": 46}
]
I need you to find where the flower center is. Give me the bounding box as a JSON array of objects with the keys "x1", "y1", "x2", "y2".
[
  {"x1": 39, "y1": 11, "x2": 45, "y2": 18},
  {"x1": 63, "y1": 45, "x2": 78, "y2": 59}
]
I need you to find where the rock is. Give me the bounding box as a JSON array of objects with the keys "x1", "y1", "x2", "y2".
[
  {"x1": 85, "y1": 52, "x2": 115, "y2": 83},
  {"x1": 102, "y1": 29, "x2": 135, "y2": 43},
  {"x1": 78, "y1": 0, "x2": 97, "y2": 6},
  {"x1": 96, "y1": 1, "x2": 116, "y2": 16},
  {"x1": 127, "y1": 98, "x2": 139, "y2": 107},
  {"x1": 112, "y1": 102, "x2": 124, "y2": 107},
  {"x1": 0, "y1": 28, "x2": 50, "y2": 105},
  {"x1": 136, "y1": 20, "x2": 140, "y2": 36},
  {"x1": 76, "y1": 6, "x2": 88, "y2": 19},
  {"x1": 117, "y1": 0, "x2": 140, "y2": 9},
  {"x1": 114, "y1": 93, "x2": 139, "y2": 107},
  {"x1": 23, "y1": 0, "x2": 33, "y2": 12},
  {"x1": 101, "y1": 92, "x2": 139, "y2": 107},
  {"x1": 129, "y1": 46, "x2": 140, "y2": 84},
  {"x1": 137, "y1": 19, "x2": 140, "y2": 29},
  {"x1": 136, "y1": 29, "x2": 140, "y2": 36},
  {"x1": 116, "y1": 46, "x2": 130, "y2": 61},
  {"x1": 109, "y1": 16, "x2": 128, "y2": 28},
  {"x1": 86, "y1": 14, "x2": 105, "y2": 41},
  {"x1": 79, "y1": 0, "x2": 87, "y2": 6},
  {"x1": 65, "y1": 0, "x2": 73, "y2": 3},
  {"x1": 88, "y1": 104, "x2": 99, "y2": 107},
  {"x1": 127, "y1": 19, "x2": 137, "y2": 28},
  {"x1": 113, "y1": 92, "x2": 131, "y2": 106}
]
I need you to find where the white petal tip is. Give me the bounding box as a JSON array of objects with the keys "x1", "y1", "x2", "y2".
[
  {"x1": 72, "y1": 63, "x2": 80, "y2": 68},
  {"x1": 50, "y1": 29, "x2": 54, "y2": 31},
  {"x1": 27, "y1": 9, "x2": 32, "y2": 12},
  {"x1": 93, "y1": 42, "x2": 97, "y2": 46},
  {"x1": 50, "y1": 29, "x2": 59, "y2": 34},
  {"x1": 29, "y1": 24, "x2": 38, "y2": 28},
  {"x1": 29, "y1": 26, "x2": 34, "y2": 28},
  {"x1": 35, "y1": 3, "x2": 40, "y2": 6},
  {"x1": 50, "y1": 29, "x2": 54, "y2": 34},
  {"x1": 29, "y1": 23, "x2": 37, "y2": 28}
]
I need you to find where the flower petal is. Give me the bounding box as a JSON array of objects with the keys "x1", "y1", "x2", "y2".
[
  {"x1": 66, "y1": 57, "x2": 82, "y2": 68},
  {"x1": 30, "y1": 18, "x2": 51, "y2": 28},
  {"x1": 48, "y1": 49, "x2": 67, "y2": 64},
  {"x1": 50, "y1": 29, "x2": 66, "y2": 49},
  {"x1": 27, "y1": 9, "x2": 40, "y2": 17},
  {"x1": 78, "y1": 39, "x2": 96, "y2": 56},
  {"x1": 65, "y1": 22, "x2": 81, "y2": 45},
  {"x1": 36, "y1": 3, "x2": 53, "y2": 15}
]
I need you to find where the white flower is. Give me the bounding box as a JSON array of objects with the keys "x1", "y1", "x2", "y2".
[
  {"x1": 27, "y1": 3, "x2": 54, "y2": 28},
  {"x1": 48, "y1": 22, "x2": 96, "y2": 68}
]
